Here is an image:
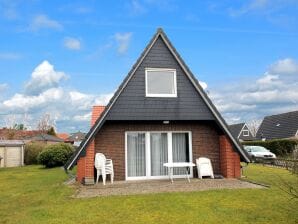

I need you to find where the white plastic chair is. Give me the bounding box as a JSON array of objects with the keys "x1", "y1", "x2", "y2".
[
  {"x1": 196, "y1": 157, "x2": 214, "y2": 179},
  {"x1": 95, "y1": 153, "x2": 114, "y2": 185}
]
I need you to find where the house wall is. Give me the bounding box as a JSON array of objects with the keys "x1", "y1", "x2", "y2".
[
  {"x1": 93, "y1": 121, "x2": 224, "y2": 181},
  {"x1": 106, "y1": 36, "x2": 215, "y2": 121}
]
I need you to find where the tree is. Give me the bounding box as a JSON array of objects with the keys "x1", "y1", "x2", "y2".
[
  {"x1": 37, "y1": 113, "x2": 56, "y2": 134},
  {"x1": 13, "y1": 123, "x2": 26, "y2": 130},
  {"x1": 47, "y1": 126, "x2": 56, "y2": 136}
]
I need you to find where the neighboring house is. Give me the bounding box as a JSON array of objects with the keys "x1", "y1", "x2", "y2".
[
  {"x1": 27, "y1": 133, "x2": 64, "y2": 144},
  {"x1": 229, "y1": 123, "x2": 254, "y2": 142},
  {"x1": 0, "y1": 129, "x2": 42, "y2": 140},
  {"x1": 67, "y1": 131, "x2": 86, "y2": 147},
  {"x1": 57, "y1": 133, "x2": 70, "y2": 142},
  {"x1": 256, "y1": 110, "x2": 298, "y2": 140},
  {"x1": 65, "y1": 28, "x2": 250, "y2": 185},
  {"x1": 0, "y1": 140, "x2": 25, "y2": 168}
]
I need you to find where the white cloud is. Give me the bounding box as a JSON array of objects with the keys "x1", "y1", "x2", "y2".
[
  {"x1": 199, "y1": 81, "x2": 208, "y2": 90},
  {"x1": 63, "y1": 37, "x2": 81, "y2": 50},
  {"x1": 114, "y1": 32, "x2": 132, "y2": 54},
  {"x1": 130, "y1": 0, "x2": 146, "y2": 15},
  {"x1": 0, "y1": 61, "x2": 113, "y2": 132},
  {"x1": 0, "y1": 52, "x2": 22, "y2": 60},
  {"x1": 269, "y1": 58, "x2": 298, "y2": 75},
  {"x1": 73, "y1": 112, "x2": 91, "y2": 122},
  {"x1": 256, "y1": 73, "x2": 279, "y2": 85},
  {"x1": 229, "y1": 0, "x2": 270, "y2": 16},
  {"x1": 29, "y1": 14, "x2": 63, "y2": 31},
  {"x1": 25, "y1": 60, "x2": 68, "y2": 95},
  {"x1": 3, "y1": 88, "x2": 64, "y2": 110},
  {"x1": 0, "y1": 83, "x2": 8, "y2": 92},
  {"x1": 209, "y1": 57, "x2": 298, "y2": 124}
]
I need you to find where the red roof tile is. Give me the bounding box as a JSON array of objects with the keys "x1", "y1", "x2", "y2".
[{"x1": 56, "y1": 133, "x2": 70, "y2": 140}]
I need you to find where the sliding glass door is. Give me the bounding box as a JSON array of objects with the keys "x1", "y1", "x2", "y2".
[
  {"x1": 127, "y1": 133, "x2": 146, "y2": 178},
  {"x1": 126, "y1": 131, "x2": 192, "y2": 180},
  {"x1": 172, "y1": 133, "x2": 189, "y2": 175},
  {"x1": 150, "y1": 133, "x2": 168, "y2": 176}
]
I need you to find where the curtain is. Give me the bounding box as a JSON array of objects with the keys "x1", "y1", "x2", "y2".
[
  {"x1": 127, "y1": 133, "x2": 146, "y2": 177},
  {"x1": 150, "y1": 133, "x2": 168, "y2": 176},
  {"x1": 172, "y1": 133, "x2": 189, "y2": 175}
]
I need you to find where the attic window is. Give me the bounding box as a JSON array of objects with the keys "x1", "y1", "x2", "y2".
[
  {"x1": 145, "y1": 68, "x2": 177, "y2": 97},
  {"x1": 242, "y1": 130, "x2": 249, "y2": 136}
]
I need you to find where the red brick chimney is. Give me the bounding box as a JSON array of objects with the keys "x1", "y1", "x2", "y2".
[
  {"x1": 77, "y1": 105, "x2": 106, "y2": 184},
  {"x1": 91, "y1": 106, "x2": 106, "y2": 126}
]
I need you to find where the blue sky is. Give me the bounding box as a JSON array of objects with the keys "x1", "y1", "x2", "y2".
[{"x1": 0, "y1": 0, "x2": 298, "y2": 133}]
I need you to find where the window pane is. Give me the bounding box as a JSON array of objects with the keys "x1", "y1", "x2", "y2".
[
  {"x1": 147, "y1": 70, "x2": 175, "y2": 95},
  {"x1": 150, "y1": 133, "x2": 168, "y2": 176},
  {"x1": 172, "y1": 133, "x2": 189, "y2": 175},
  {"x1": 127, "y1": 133, "x2": 146, "y2": 177}
]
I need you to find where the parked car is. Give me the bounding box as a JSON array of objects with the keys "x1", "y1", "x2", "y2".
[{"x1": 244, "y1": 145, "x2": 276, "y2": 162}]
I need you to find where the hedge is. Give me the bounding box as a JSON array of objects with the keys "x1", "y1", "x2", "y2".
[
  {"x1": 24, "y1": 142, "x2": 46, "y2": 165},
  {"x1": 242, "y1": 139, "x2": 298, "y2": 157},
  {"x1": 37, "y1": 143, "x2": 74, "y2": 168}
]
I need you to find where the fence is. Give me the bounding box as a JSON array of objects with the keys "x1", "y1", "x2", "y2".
[{"x1": 258, "y1": 158, "x2": 298, "y2": 174}]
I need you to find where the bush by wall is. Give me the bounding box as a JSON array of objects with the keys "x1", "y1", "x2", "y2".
[
  {"x1": 24, "y1": 142, "x2": 46, "y2": 165},
  {"x1": 37, "y1": 143, "x2": 74, "y2": 168},
  {"x1": 242, "y1": 139, "x2": 298, "y2": 157}
]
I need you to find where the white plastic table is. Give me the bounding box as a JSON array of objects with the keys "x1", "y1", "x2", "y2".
[{"x1": 163, "y1": 162, "x2": 196, "y2": 183}]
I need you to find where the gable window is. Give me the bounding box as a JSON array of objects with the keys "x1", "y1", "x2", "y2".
[
  {"x1": 145, "y1": 68, "x2": 177, "y2": 97},
  {"x1": 242, "y1": 130, "x2": 249, "y2": 136}
]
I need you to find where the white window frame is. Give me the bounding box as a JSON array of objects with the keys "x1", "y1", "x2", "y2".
[
  {"x1": 242, "y1": 130, "x2": 249, "y2": 137},
  {"x1": 145, "y1": 68, "x2": 177, "y2": 97},
  {"x1": 125, "y1": 131, "x2": 192, "y2": 180}
]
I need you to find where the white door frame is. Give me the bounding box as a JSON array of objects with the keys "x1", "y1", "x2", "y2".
[{"x1": 125, "y1": 131, "x2": 193, "y2": 180}]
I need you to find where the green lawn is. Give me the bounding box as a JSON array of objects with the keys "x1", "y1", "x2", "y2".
[{"x1": 0, "y1": 165, "x2": 297, "y2": 224}]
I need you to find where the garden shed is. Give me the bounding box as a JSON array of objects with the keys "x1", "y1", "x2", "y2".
[{"x1": 0, "y1": 140, "x2": 25, "y2": 168}]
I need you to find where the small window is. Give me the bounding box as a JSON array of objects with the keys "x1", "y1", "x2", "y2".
[
  {"x1": 145, "y1": 68, "x2": 177, "y2": 97},
  {"x1": 243, "y1": 130, "x2": 249, "y2": 136}
]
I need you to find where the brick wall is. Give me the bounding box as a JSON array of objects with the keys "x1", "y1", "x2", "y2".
[
  {"x1": 94, "y1": 121, "x2": 222, "y2": 180},
  {"x1": 76, "y1": 106, "x2": 105, "y2": 184},
  {"x1": 219, "y1": 135, "x2": 241, "y2": 178}
]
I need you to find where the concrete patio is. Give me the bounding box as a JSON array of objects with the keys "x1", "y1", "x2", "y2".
[{"x1": 75, "y1": 178, "x2": 264, "y2": 198}]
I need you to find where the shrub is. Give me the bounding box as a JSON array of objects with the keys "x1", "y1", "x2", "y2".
[
  {"x1": 24, "y1": 142, "x2": 46, "y2": 165},
  {"x1": 37, "y1": 143, "x2": 74, "y2": 168},
  {"x1": 242, "y1": 139, "x2": 298, "y2": 157}
]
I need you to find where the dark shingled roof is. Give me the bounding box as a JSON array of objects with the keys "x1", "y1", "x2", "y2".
[
  {"x1": 256, "y1": 110, "x2": 298, "y2": 140},
  {"x1": 28, "y1": 134, "x2": 64, "y2": 142},
  {"x1": 229, "y1": 123, "x2": 245, "y2": 138}
]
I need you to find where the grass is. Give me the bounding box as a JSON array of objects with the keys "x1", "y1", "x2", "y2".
[{"x1": 0, "y1": 164, "x2": 297, "y2": 224}]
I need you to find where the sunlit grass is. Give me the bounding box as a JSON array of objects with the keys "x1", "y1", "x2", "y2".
[{"x1": 0, "y1": 164, "x2": 297, "y2": 224}]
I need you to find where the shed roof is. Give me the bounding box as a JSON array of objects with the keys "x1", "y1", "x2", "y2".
[{"x1": 0, "y1": 140, "x2": 25, "y2": 146}]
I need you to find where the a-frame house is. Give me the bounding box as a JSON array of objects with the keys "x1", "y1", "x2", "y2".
[{"x1": 65, "y1": 28, "x2": 250, "y2": 184}]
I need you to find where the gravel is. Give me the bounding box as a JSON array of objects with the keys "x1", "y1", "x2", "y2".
[{"x1": 75, "y1": 178, "x2": 264, "y2": 198}]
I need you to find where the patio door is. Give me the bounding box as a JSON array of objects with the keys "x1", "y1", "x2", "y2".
[
  {"x1": 126, "y1": 131, "x2": 192, "y2": 180},
  {"x1": 126, "y1": 133, "x2": 146, "y2": 178},
  {"x1": 150, "y1": 133, "x2": 168, "y2": 177}
]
